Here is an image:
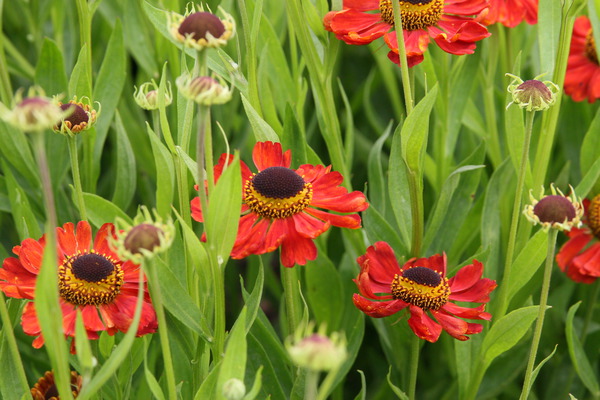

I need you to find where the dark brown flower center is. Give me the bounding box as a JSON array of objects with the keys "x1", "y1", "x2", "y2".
[
  {"x1": 379, "y1": 0, "x2": 444, "y2": 31},
  {"x1": 60, "y1": 103, "x2": 89, "y2": 127},
  {"x1": 588, "y1": 194, "x2": 600, "y2": 238},
  {"x1": 533, "y1": 195, "x2": 577, "y2": 224},
  {"x1": 391, "y1": 266, "x2": 450, "y2": 310},
  {"x1": 178, "y1": 11, "x2": 225, "y2": 41},
  {"x1": 59, "y1": 251, "x2": 124, "y2": 306},
  {"x1": 585, "y1": 31, "x2": 599, "y2": 65},
  {"x1": 252, "y1": 167, "x2": 305, "y2": 199},
  {"x1": 124, "y1": 223, "x2": 162, "y2": 255},
  {"x1": 244, "y1": 167, "x2": 313, "y2": 219}
]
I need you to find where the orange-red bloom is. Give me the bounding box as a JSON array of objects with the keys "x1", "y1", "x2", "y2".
[
  {"x1": 191, "y1": 141, "x2": 369, "y2": 267},
  {"x1": 323, "y1": 0, "x2": 490, "y2": 67},
  {"x1": 564, "y1": 16, "x2": 600, "y2": 103},
  {"x1": 556, "y1": 195, "x2": 600, "y2": 283},
  {"x1": 353, "y1": 242, "x2": 497, "y2": 342},
  {"x1": 0, "y1": 221, "x2": 157, "y2": 350},
  {"x1": 482, "y1": 0, "x2": 537, "y2": 27}
]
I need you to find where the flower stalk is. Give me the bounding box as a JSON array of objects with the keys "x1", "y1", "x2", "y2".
[
  {"x1": 408, "y1": 334, "x2": 420, "y2": 400},
  {"x1": 67, "y1": 135, "x2": 87, "y2": 221},
  {"x1": 519, "y1": 228, "x2": 558, "y2": 400},
  {"x1": 391, "y1": 0, "x2": 414, "y2": 115},
  {"x1": 495, "y1": 110, "x2": 535, "y2": 319}
]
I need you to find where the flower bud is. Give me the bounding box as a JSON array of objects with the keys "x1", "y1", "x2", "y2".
[
  {"x1": 506, "y1": 73, "x2": 559, "y2": 112},
  {"x1": 0, "y1": 87, "x2": 68, "y2": 132},
  {"x1": 176, "y1": 74, "x2": 232, "y2": 105},
  {"x1": 133, "y1": 81, "x2": 173, "y2": 110},
  {"x1": 286, "y1": 323, "x2": 347, "y2": 372},
  {"x1": 222, "y1": 378, "x2": 246, "y2": 400}
]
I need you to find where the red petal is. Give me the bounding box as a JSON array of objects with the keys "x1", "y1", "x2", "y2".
[
  {"x1": 280, "y1": 219, "x2": 317, "y2": 267},
  {"x1": 292, "y1": 212, "x2": 330, "y2": 239},
  {"x1": 448, "y1": 260, "x2": 484, "y2": 292},
  {"x1": 81, "y1": 305, "x2": 106, "y2": 332},
  {"x1": 407, "y1": 305, "x2": 442, "y2": 342},
  {"x1": 17, "y1": 238, "x2": 44, "y2": 275},
  {"x1": 432, "y1": 310, "x2": 471, "y2": 340},
  {"x1": 556, "y1": 230, "x2": 592, "y2": 271},
  {"x1": 304, "y1": 208, "x2": 362, "y2": 229},
  {"x1": 253, "y1": 141, "x2": 290, "y2": 170},
  {"x1": 56, "y1": 222, "x2": 78, "y2": 256},
  {"x1": 93, "y1": 223, "x2": 118, "y2": 257},
  {"x1": 450, "y1": 278, "x2": 497, "y2": 302},
  {"x1": 442, "y1": 302, "x2": 492, "y2": 320},
  {"x1": 403, "y1": 253, "x2": 446, "y2": 276},
  {"x1": 21, "y1": 301, "x2": 41, "y2": 337},
  {"x1": 352, "y1": 293, "x2": 407, "y2": 317},
  {"x1": 251, "y1": 218, "x2": 287, "y2": 255},
  {"x1": 0, "y1": 257, "x2": 37, "y2": 299}
]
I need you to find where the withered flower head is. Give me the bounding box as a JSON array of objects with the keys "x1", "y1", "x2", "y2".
[
  {"x1": 0, "y1": 87, "x2": 68, "y2": 132},
  {"x1": 286, "y1": 322, "x2": 347, "y2": 372},
  {"x1": 506, "y1": 73, "x2": 560, "y2": 112},
  {"x1": 176, "y1": 73, "x2": 232, "y2": 105},
  {"x1": 54, "y1": 96, "x2": 99, "y2": 136},
  {"x1": 133, "y1": 80, "x2": 173, "y2": 110}
]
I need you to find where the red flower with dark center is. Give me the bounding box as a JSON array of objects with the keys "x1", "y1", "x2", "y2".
[
  {"x1": 556, "y1": 195, "x2": 600, "y2": 283},
  {"x1": 482, "y1": 0, "x2": 538, "y2": 28},
  {"x1": 191, "y1": 141, "x2": 369, "y2": 267},
  {"x1": 564, "y1": 16, "x2": 600, "y2": 103},
  {"x1": 0, "y1": 221, "x2": 157, "y2": 351},
  {"x1": 323, "y1": 0, "x2": 490, "y2": 67},
  {"x1": 352, "y1": 241, "x2": 497, "y2": 342}
]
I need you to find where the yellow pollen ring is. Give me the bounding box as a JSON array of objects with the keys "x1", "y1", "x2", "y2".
[
  {"x1": 244, "y1": 175, "x2": 313, "y2": 219},
  {"x1": 379, "y1": 0, "x2": 444, "y2": 31},
  {"x1": 585, "y1": 32, "x2": 599, "y2": 65},
  {"x1": 588, "y1": 195, "x2": 600, "y2": 238},
  {"x1": 58, "y1": 251, "x2": 124, "y2": 306},
  {"x1": 390, "y1": 270, "x2": 450, "y2": 311}
]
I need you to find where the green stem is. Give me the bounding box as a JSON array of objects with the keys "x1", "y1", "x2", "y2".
[
  {"x1": 519, "y1": 229, "x2": 558, "y2": 400},
  {"x1": 391, "y1": 0, "x2": 414, "y2": 115},
  {"x1": 152, "y1": 109, "x2": 161, "y2": 140},
  {"x1": 0, "y1": 292, "x2": 31, "y2": 398},
  {"x1": 494, "y1": 110, "x2": 536, "y2": 319},
  {"x1": 32, "y1": 130, "x2": 72, "y2": 400},
  {"x1": 407, "y1": 169, "x2": 423, "y2": 258},
  {"x1": 211, "y1": 261, "x2": 226, "y2": 360},
  {"x1": 196, "y1": 104, "x2": 210, "y2": 231},
  {"x1": 580, "y1": 279, "x2": 600, "y2": 345},
  {"x1": 75, "y1": 0, "x2": 92, "y2": 97},
  {"x1": 465, "y1": 358, "x2": 486, "y2": 400},
  {"x1": 146, "y1": 257, "x2": 178, "y2": 400},
  {"x1": 282, "y1": 265, "x2": 302, "y2": 336},
  {"x1": 67, "y1": 135, "x2": 87, "y2": 221},
  {"x1": 408, "y1": 334, "x2": 420, "y2": 400},
  {"x1": 0, "y1": 0, "x2": 12, "y2": 105},
  {"x1": 304, "y1": 370, "x2": 319, "y2": 400}
]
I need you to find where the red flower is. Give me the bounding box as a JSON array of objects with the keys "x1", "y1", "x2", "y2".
[
  {"x1": 191, "y1": 141, "x2": 368, "y2": 267},
  {"x1": 556, "y1": 195, "x2": 600, "y2": 283},
  {"x1": 482, "y1": 0, "x2": 537, "y2": 28},
  {"x1": 352, "y1": 242, "x2": 497, "y2": 342},
  {"x1": 0, "y1": 221, "x2": 157, "y2": 350},
  {"x1": 323, "y1": 0, "x2": 490, "y2": 67},
  {"x1": 564, "y1": 16, "x2": 600, "y2": 103}
]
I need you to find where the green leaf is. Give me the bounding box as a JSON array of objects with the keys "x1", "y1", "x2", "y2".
[
  {"x1": 194, "y1": 363, "x2": 221, "y2": 400},
  {"x1": 217, "y1": 308, "x2": 247, "y2": 399},
  {"x1": 363, "y1": 205, "x2": 408, "y2": 258},
  {"x1": 123, "y1": 0, "x2": 158, "y2": 77},
  {"x1": 153, "y1": 256, "x2": 213, "y2": 341},
  {"x1": 579, "y1": 107, "x2": 600, "y2": 174},
  {"x1": 386, "y1": 367, "x2": 410, "y2": 400},
  {"x1": 68, "y1": 44, "x2": 92, "y2": 99},
  {"x1": 147, "y1": 124, "x2": 175, "y2": 218},
  {"x1": 240, "y1": 259, "x2": 264, "y2": 335},
  {"x1": 240, "y1": 94, "x2": 280, "y2": 142},
  {"x1": 352, "y1": 370, "x2": 367, "y2": 400},
  {"x1": 305, "y1": 252, "x2": 344, "y2": 330},
  {"x1": 537, "y1": 0, "x2": 562, "y2": 77},
  {"x1": 575, "y1": 154, "x2": 600, "y2": 199},
  {"x1": 2, "y1": 160, "x2": 41, "y2": 240},
  {"x1": 565, "y1": 302, "x2": 600, "y2": 396},
  {"x1": 507, "y1": 229, "x2": 548, "y2": 301},
  {"x1": 35, "y1": 38, "x2": 68, "y2": 96},
  {"x1": 111, "y1": 111, "x2": 136, "y2": 211},
  {"x1": 388, "y1": 123, "x2": 412, "y2": 247},
  {"x1": 0, "y1": 121, "x2": 40, "y2": 188},
  {"x1": 242, "y1": 366, "x2": 264, "y2": 400},
  {"x1": 144, "y1": 346, "x2": 166, "y2": 400},
  {"x1": 205, "y1": 154, "x2": 241, "y2": 264},
  {"x1": 282, "y1": 104, "x2": 308, "y2": 166},
  {"x1": 525, "y1": 344, "x2": 558, "y2": 398},
  {"x1": 74, "y1": 310, "x2": 94, "y2": 372},
  {"x1": 481, "y1": 306, "x2": 541, "y2": 369},
  {"x1": 367, "y1": 122, "x2": 392, "y2": 213},
  {"x1": 82, "y1": 192, "x2": 131, "y2": 228},
  {"x1": 401, "y1": 85, "x2": 438, "y2": 173}
]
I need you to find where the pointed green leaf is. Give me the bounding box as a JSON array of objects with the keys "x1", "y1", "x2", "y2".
[{"x1": 565, "y1": 302, "x2": 600, "y2": 396}]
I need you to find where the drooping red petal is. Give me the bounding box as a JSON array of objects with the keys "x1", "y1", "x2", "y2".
[
  {"x1": 449, "y1": 278, "x2": 497, "y2": 303},
  {"x1": 575, "y1": 244, "x2": 600, "y2": 277},
  {"x1": 279, "y1": 219, "x2": 317, "y2": 267},
  {"x1": 292, "y1": 212, "x2": 330, "y2": 239},
  {"x1": 16, "y1": 238, "x2": 44, "y2": 275},
  {"x1": 431, "y1": 310, "x2": 471, "y2": 340},
  {"x1": 325, "y1": 10, "x2": 390, "y2": 45},
  {"x1": 304, "y1": 207, "x2": 362, "y2": 229},
  {"x1": 357, "y1": 242, "x2": 401, "y2": 291},
  {"x1": 250, "y1": 218, "x2": 287, "y2": 255},
  {"x1": 556, "y1": 229, "x2": 592, "y2": 271},
  {"x1": 407, "y1": 305, "x2": 442, "y2": 342},
  {"x1": 441, "y1": 302, "x2": 492, "y2": 320},
  {"x1": 352, "y1": 293, "x2": 408, "y2": 317}
]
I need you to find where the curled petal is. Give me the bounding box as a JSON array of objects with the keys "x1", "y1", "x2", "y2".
[
  {"x1": 407, "y1": 305, "x2": 442, "y2": 342},
  {"x1": 353, "y1": 294, "x2": 408, "y2": 317}
]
